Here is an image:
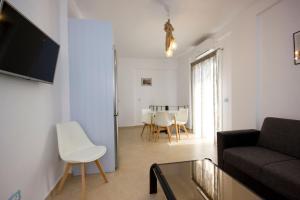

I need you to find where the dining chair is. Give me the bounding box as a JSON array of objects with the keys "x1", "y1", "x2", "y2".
[
  {"x1": 56, "y1": 121, "x2": 108, "y2": 200},
  {"x1": 153, "y1": 111, "x2": 178, "y2": 142},
  {"x1": 141, "y1": 109, "x2": 153, "y2": 138},
  {"x1": 175, "y1": 108, "x2": 189, "y2": 139}
]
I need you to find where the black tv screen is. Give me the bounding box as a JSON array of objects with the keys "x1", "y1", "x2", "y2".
[{"x1": 0, "y1": 1, "x2": 60, "y2": 83}]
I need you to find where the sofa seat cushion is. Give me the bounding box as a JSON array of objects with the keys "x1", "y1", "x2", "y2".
[
  {"x1": 223, "y1": 146, "x2": 294, "y2": 179},
  {"x1": 260, "y1": 160, "x2": 300, "y2": 200}
]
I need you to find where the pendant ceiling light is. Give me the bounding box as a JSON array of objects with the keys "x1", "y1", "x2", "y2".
[{"x1": 164, "y1": 19, "x2": 177, "y2": 57}]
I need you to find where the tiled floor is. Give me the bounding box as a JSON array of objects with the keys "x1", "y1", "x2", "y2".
[{"x1": 48, "y1": 126, "x2": 216, "y2": 200}]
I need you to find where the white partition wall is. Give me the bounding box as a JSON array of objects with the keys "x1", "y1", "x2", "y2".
[{"x1": 69, "y1": 19, "x2": 115, "y2": 172}]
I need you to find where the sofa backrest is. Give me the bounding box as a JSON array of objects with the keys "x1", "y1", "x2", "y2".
[{"x1": 258, "y1": 117, "x2": 300, "y2": 158}]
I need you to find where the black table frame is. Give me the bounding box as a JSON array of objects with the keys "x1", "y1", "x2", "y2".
[
  {"x1": 149, "y1": 158, "x2": 213, "y2": 200},
  {"x1": 150, "y1": 163, "x2": 177, "y2": 200}
]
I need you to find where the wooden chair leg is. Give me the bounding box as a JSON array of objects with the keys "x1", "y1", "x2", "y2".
[
  {"x1": 95, "y1": 160, "x2": 108, "y2": 183},
  {"x1": 166, "y1": 126, "x2": 172, "y2": 143},
  {"x1": 141, "y1": 124, "x2": 146, "y2": 136},
  {"x1": 150, "y1": 125, "x2": 155, "y2": 141},
  {"x1": 183, "y1": 125, "x2": 189, "y2": 137},
  {"x1": 156, "y1": 127, "x2": 161, "y2": 142},
  {"x1": 80, "y1": 163, "x2": 86, "y2": 200},
  {"x1": 58, "y1": 163, "x2": 72, "y2": 193},
  {"x1": 158, "y1": 128, "x2": 161, "y2": 140},
  {"x1": 148, "y1": 124, "x2": 151, "y2": 141},
  {"x1": 149, "y1": 124, "x2": 152, "y2": 141},
  {"x1": 175, "y1": 124, "x2": 179, "y2": 141},
  {"x1": 174, "y1": 125, "x2": 178, "y2": 142},
  {"x1": 147, "y1": 124, "x2": 152, "y2": 138},
  {"x1": 178, "y1": 125, "x2": 182, "y2": 140}
]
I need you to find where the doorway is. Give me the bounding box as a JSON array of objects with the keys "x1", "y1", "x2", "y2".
[{"x1": 191, "y1": 51, "x2": 222, "y2": 143}]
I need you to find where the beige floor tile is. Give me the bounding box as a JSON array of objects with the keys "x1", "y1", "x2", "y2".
[{"x1": 48, "y1": 126, "x2": 216, "y2": 200}]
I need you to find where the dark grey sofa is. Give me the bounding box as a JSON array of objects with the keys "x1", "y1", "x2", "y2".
[{"x1": 217, "y1": 117, "x2": 300, "y2": 200}]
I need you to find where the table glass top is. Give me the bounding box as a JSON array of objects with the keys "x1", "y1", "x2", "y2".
[{"x1": 157, "y1": 159, "x2": 262, "y2": 200}]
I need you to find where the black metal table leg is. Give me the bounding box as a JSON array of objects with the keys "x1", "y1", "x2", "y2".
[
  {"x1": 149, "y1": 163, "x2": 177, "y2": 200},
  {"x1": 150, "y1": 164, "x2": 157, "y2": 194}
]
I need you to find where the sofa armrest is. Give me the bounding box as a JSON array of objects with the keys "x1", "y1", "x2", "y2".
[{"x1": 217, "y1": 129, "x2": 260, "y2": 169}]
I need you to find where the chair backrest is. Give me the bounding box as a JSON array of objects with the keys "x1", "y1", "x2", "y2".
[
  {"x1": 176, "y1": 108, "x2": 188, "y2": 123},
  {"x1": 154, "y1": 111, "x2": 171, "y2": 127},
  {"x1": 141, "y1": 109, "x2": 152, "y2": 124},
  {"x1": 56, "y1": 121, "x2": 95, "y2": 160}
]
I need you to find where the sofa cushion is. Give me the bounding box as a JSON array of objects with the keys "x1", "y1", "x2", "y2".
[
  {"x1": 258, "y1": 117, "x2": 300, "y2": 158},
  {"x1": 260, "y1": 160, "x2": 300, "y2": 200},
  {"x1": 223, "y1": 146, "x2": 294, "y2": 179}
]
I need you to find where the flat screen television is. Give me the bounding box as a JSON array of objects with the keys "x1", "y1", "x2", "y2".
[{"x1": 0, "y1": 1, "x2": 60, "y2": 84}]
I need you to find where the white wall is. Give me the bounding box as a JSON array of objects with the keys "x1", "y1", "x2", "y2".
[
  {"x1": 257, "y1": 0, "x2": 300, "y2": 127},
  {"x1": 177, "y1": 0, "x2": 299, "y2": 131},
  {"x1": 60, "y1": 0, "x2": 71, "y2": 122},
  {"x1": 214, "y1": 0, "x2": 281, "y2": 129},
  {"x1": 117, "y1": 57, "x2": 178, "y2": 127},
  {"x1": 0, "y1": 0, "x2": 69, "y2": 199},
  {"x1": 213, "y1": 0, "x2": 300, "y2": 129},
  {"x1": 68, "y1": 0, "x2": 83, "y2": 18}
]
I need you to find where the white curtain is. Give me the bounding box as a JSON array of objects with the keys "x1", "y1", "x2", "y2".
[{"x1": 192, "y1": 52, "x2": 222, "y2": 143}]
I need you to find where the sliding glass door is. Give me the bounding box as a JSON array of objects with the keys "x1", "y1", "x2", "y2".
[{"x1": 191, "y1": 52, "x2": 222, "y2": 143}]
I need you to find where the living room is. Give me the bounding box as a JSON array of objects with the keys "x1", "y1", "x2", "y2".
[{"x1": 0, "y1": 0, "x2": 300, "y2": 200}]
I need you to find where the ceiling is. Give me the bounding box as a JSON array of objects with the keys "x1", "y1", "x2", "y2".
[{"x1": 74, "y1": 0, "x2": 256, "y2": 58}]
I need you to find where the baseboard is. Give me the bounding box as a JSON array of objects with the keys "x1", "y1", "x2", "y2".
[
  {"x1": 44, "y1": 173, "x2": 64, "y2": 200},
  {"x1": 44, "y1": 165, "x2": 73, "y2": 200}
]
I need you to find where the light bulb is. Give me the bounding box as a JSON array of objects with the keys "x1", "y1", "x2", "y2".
[
  {"x1": 171, "y1": 41, "x2": 177, "y2": 50},
  {"x1": 166, "y1": 49, "x2": 173, "y2": 57},
  {"x1": 295, "y1": 51, "x2": 300, "y2": 60}
]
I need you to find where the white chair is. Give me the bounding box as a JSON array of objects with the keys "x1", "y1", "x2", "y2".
[
  {"x1": 141, "y1": 109, "x2": 153, "y2": 137},
  {"x1": 56, "y1": 121, "x2": 108, "y2": 200},
  {"x1": 175, "y1": 108, "x2": 189, "y2": 139},
  {"x1": 153, "y1": 111, "x2": 178, "y2": 142}
]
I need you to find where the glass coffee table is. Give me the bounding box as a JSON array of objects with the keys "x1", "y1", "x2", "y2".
[{"x1": 150, "y1": 159, "x2": 262, "y2": 200}]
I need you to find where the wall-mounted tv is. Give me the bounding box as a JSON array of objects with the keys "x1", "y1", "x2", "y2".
[{"x1": 0, "y1": 1, "x2": 60, "y2": 84}]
